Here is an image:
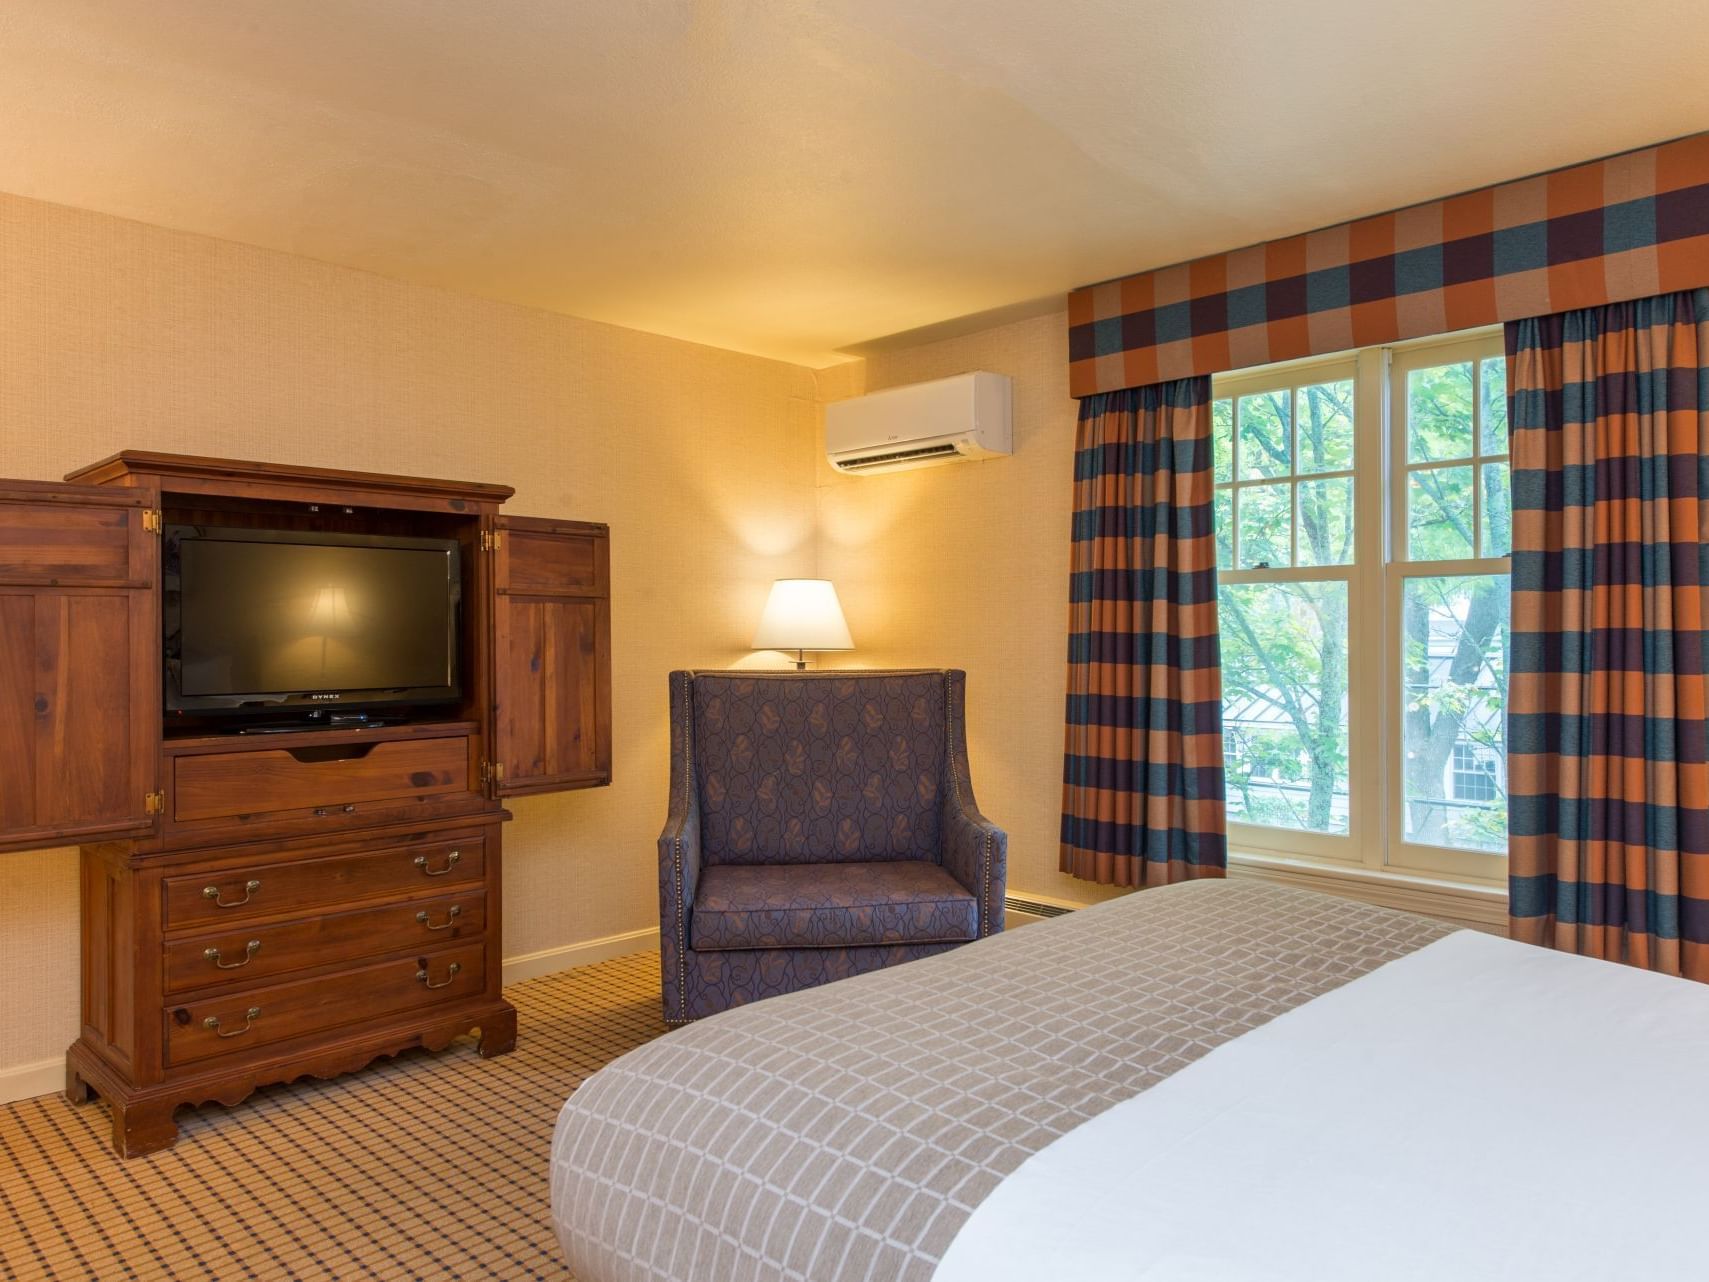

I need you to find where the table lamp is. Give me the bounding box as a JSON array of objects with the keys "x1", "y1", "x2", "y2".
[{"x1": 752, "y1": 578, "x2": 854, "y2": 671}]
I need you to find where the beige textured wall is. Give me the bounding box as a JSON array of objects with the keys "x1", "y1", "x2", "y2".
[
  {"x1": 0, "y1": 192, "x2": 819, "y2": 1077},
  {"x1": 816, "y1": 311, "x2": 1123, "y2": 911}
]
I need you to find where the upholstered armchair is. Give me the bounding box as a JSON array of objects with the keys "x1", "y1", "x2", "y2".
[{"x1": 659, "y1": 669, "x2": 1006, "y2": 1023}]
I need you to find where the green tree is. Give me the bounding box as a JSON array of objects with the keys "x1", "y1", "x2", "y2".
[
  {"x1": 1218, "y1": 381, "x2": 1352, "y2": 834},
  {"x1": 1399, "y1": 362, "x2": 1508, "y2": 850},
  {"x1": 1215, "y1": 363, "x2": 1508, "y2": 851}
]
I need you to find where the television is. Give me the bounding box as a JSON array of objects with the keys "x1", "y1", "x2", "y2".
[{"x1": 164, "y1": 525, "x2": 462, "y2": 717}]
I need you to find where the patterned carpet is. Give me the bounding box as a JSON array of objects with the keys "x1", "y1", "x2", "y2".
[{"x1": 0, "y1": 952, "x2": 667, "y2": 1281}]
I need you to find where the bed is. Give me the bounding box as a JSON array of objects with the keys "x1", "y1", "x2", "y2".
[{"x1": 549, "y1": 879, "x2": 1709, "y2": 1281}]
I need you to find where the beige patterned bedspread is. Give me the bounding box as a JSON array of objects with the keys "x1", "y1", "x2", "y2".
[{"x1": 549, "y1": 879, "x2": 1453, "y2": 1282}]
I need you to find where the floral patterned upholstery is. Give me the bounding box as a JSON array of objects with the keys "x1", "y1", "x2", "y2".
[
  {"x1": 660, "y1": 670, "x2": 1006, "y2": 1022},
  {"x1": 691, "y1": 861, "x2": 978, "y2": 951},
  {"x1": 693, "y1": 671, "x2": 947, "y2": 865}
]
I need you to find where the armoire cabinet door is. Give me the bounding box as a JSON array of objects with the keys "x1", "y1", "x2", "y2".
[
  {"x1": 0, "y1": 483, "x2": 159, "y2": 853},
  {"x1": 488, "y1": 516, "x2": 611, "y2": 797}
]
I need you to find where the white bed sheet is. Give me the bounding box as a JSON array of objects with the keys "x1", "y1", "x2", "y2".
[{"x1": 936, "y1": 929, "x2": 1709, "y2": 1281}]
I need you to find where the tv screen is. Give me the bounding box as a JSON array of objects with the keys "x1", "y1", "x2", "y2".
[{"x1": 165, "y1": 527, "x2": 462, "y2": 714}]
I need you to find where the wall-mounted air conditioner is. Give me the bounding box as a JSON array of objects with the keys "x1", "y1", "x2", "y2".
[{"x1": 825, "y1": 371, "x2": 1013, "y2": 475}]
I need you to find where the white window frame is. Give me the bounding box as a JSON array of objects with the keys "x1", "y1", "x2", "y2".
[
  {"x1": 1211, "y1": 329, "x2": 1507, "y2": 888},
  {"x1": 1214, "y1": 353, "x2": 1371, "y2": 869},
  {"x1": 1385, "y1": 333, "x2": 1510, "y2": 884}
]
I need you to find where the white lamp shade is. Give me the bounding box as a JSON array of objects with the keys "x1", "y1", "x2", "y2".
[{"x1": 752, "y1": 579, "x2": 854, "y2": 652}]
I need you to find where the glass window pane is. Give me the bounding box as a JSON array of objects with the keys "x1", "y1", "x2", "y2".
[
  {"x1": 1400, "y1": 575, "x2": 1509, "y2": 854},
  {"x1": 1215, "y1": 489, "x2": 1234, "y2": 569},
  {"x1": 1408, "y1": 466, "x2": 1475, "y2": 560},
  {"x1": 1213, "y1": 398, "x2": 1234, "y2": 483},
  {"x1": 1297, "y1": 477, "x2": 1354, "y2": 566},
  {"x1": 1408, "y1": 361, "x2": 1475, "y2": 463},
  {"x1": 1238, "y1": 482, "x2": 1291, "y2": 568},
  {"x1": 1237, "y1": 391, "x2": 1290, "y2": 479},
  {"x1": 1480, "y1": 356, "x2": 1507, "y2": 455},
  {"x1": 1481, "y1": 462, "x2": 1511, "y2": 558},
  {"x1": 1296, "y1": 379, "x2": 1354, "y2": 474},
  {"x1": 1220, "y1": 581, "x2": 1351, "y2": 836}
]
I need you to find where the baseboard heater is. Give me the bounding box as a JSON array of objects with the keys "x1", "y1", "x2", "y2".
[{"x1": 1004, "y1": 894, "x2": 1075, "y2": 920}]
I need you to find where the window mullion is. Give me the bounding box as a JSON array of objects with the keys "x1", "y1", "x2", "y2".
[
  {"x1": 1470, "y1": 356, "x2": 1484, "y2": 557},
  {"x1": 1219, "y1": 566, "x2": 1353, "y2": 586},
  {"x1": 1288, "y1": 387, "x2": 1299, "y2": 568},
  {"x1": 1352, "y1": 345, "x2": 1388, "y2": 875}
]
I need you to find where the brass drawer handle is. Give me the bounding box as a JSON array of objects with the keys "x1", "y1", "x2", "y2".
[
  {"x1": 203, "y1": 1007, "x2": 261, "y2": 1038},
  {"x1": 203, "y1": 879, "x2": 261, "y2": 908},
  {"x1": 204, "y1": 940, "x2": 262, "y2": 970},
  {"x1": 414, "y1": 851, "x2": 461, "y2": 877},
  {"x1": 416, "y1": 961, "x2": 462, "y2": 990},
  {"x1": 416, "y1": 906, "x2": 463, "y2": 931}
]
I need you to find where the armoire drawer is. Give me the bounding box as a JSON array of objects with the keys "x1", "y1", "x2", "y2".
[
  {"x1": 163, "y1": 836, "x2": 485, "y2": 930},
  {"x1": 165, "y1": 943, "x2": 486, "y2": 1067},
  {"x1": 169, "y1": 733, "x2": 473, "y2": 829},
  {"x1": 164, "y1": 890, "x2": 487, "y2": 994}
]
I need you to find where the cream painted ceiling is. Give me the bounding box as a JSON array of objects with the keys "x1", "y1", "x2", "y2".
[{"x1": 1, "y1": 1, "x2": 1706, "y2": 365}]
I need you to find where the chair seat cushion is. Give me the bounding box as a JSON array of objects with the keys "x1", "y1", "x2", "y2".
[{"x1": 691, "y1": 860, "x2": 977, "y2": 952}]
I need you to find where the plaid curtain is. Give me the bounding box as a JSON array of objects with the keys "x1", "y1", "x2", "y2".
[
  {"x1": 1060, "y1": 378, "x2": 1227, "y2": 887},
  {"x1": 1508, "y1": 288, "x2": 1709, "y2": 981}
]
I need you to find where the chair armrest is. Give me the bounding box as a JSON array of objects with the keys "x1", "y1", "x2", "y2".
[
  {"x1": 659, "y1": 672, "x2": 704, "y2": 1022},
  {"x1": 940, "y1": 670, "x2": 1007, "y2": 936},
  {"x1": 942, "y1": 797, "x2": 1007, "y2": 937},
  {"x1": 658, "y1": 807, "x2": 702, "y2": 997}
]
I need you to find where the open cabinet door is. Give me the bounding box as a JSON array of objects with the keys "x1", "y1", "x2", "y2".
[
  {"x1": 0, "y1": 482, "x2": 159, "y2": 853},
  {"x1": 488, "y1": 516, "x2": 611, "y2": 797}
]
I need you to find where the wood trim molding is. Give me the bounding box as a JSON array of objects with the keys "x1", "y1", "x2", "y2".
[{"x1": 64, "y1": 451, "x2": 515, "y2": 506}]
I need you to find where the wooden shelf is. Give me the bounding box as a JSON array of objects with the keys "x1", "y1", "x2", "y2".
[{"x1": 160, "y1": 719, "x2": 480, "y2": 752}]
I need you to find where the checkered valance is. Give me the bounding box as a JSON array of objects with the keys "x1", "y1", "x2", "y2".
[{"x1": 1067, "y1": 132, "x2": 1709, "y2": 397}]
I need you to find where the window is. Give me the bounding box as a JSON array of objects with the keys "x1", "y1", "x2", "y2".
[
  {"x1": 1452, "y1": 741, "x2": 1499, "y2": 803},
  {"x1": 1212, "y1": 332, "x2": 1509, "y2": 883},
  {"x1": 1214, "y1": 367, "x2": 1357, "y2": 862}
]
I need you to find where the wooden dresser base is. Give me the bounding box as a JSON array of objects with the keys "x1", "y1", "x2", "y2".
[
  {"x1": 67, "y1": 999, "x2": 517, "y2": 1157},
  {"x1": 71, "y1": 809, "x2": 517, "y2": 1156},
  {"x1": 0, "y1": 454, "x2": 610, "y2": 1155}
]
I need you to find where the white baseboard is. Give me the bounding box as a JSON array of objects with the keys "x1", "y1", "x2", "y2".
[
  {"x1": 0, "y1": 1057, "x2": 63, "y2": 1107},
  {"x1": 502, "y1": 926, "x2": 661, "y2": 986}
]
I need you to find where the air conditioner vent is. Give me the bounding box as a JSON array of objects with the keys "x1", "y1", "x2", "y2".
[
  {"x1": 825, "y1": 371, "x2": 1013, "y2": 475},
  {"x1": 837, "y1": 442, "x2": 963, "y2": 470}
]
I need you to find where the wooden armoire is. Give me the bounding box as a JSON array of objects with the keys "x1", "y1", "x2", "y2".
[{"x1": 0, "y1": 453, "x2": 611, "y2": 1155}]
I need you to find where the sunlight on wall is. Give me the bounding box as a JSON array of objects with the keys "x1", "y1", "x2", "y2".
[
  {"x1": 0, "y1": 188, "x2": 1119, "y2": 1094},
  {"x1": 0, "y1": 189, "x2": 818, "y2": 1081}
]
